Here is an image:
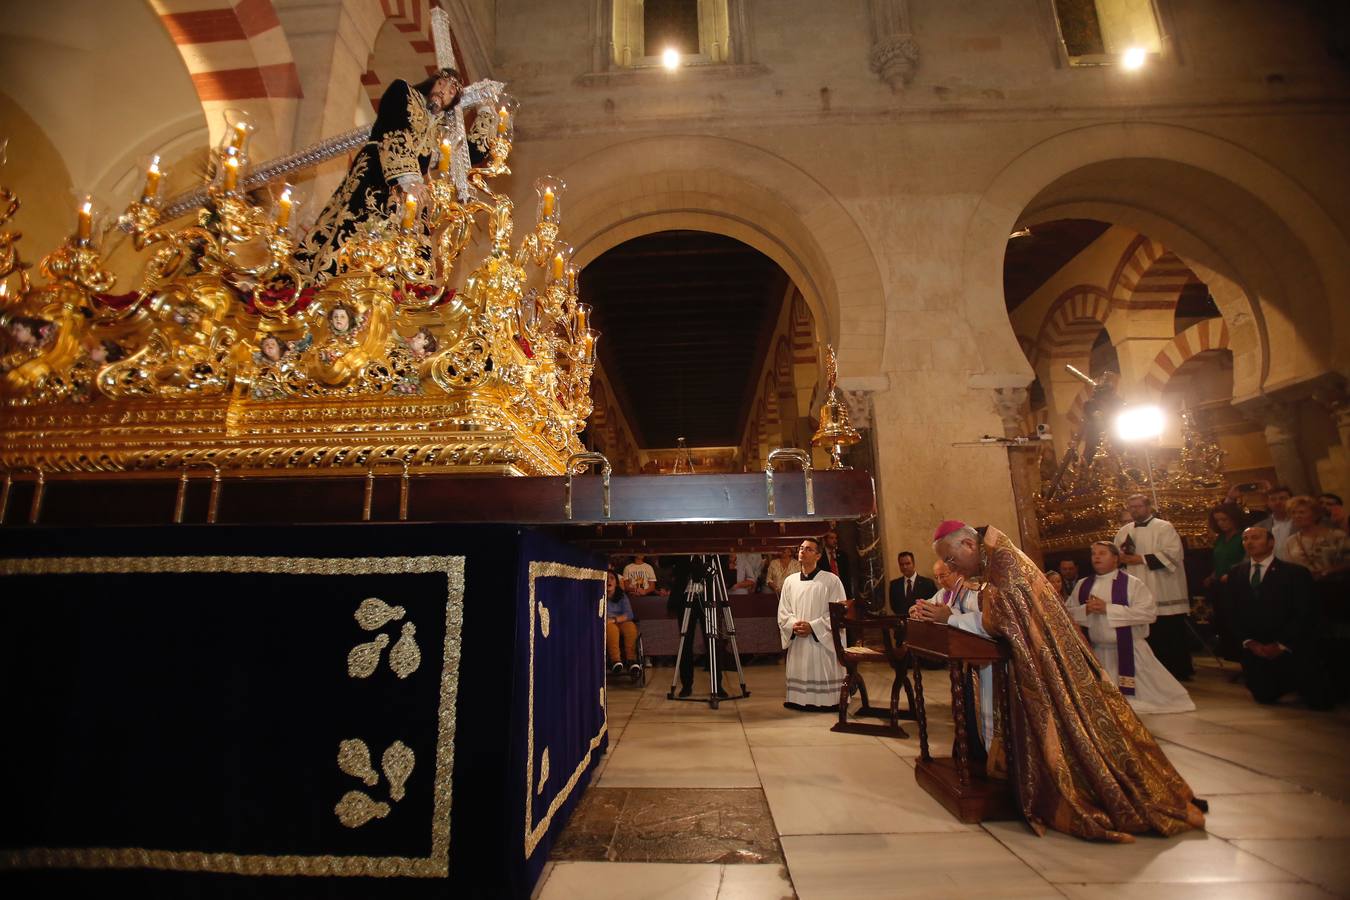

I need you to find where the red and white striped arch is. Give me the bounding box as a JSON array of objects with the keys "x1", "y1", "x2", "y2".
[
  {"x1": 149, "y1": 0, "x2": 300, "y2": 156},
  {"x1": 1142, "y1": 318, "x2": 1231, "y2": 395},
  {"x1": 1108, "y1": 234, "x2": 1198, "y2": 311},
  {"x1": 1034, "y1": 285, "x2": 1113, "y2": 372},
  {"x1": 362, "y1": 0, "x2": 466, "y2": 113}
]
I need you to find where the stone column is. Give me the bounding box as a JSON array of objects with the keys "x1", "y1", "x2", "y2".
[
  {"x1": 1312, "y1": 379, "x2": 1350, "y2": 491},
  {"x1": 1250, "y1": 398, "x2": 1312, "y2": 496},
  {"x1": 840, "y1": 389, "x2": 887, "y2": 612},
  {"x1": 993, "y1": 386, "x2": 1045, "y2": 567},
  {"x1": 867, "y1": 0, "x2": 920, "y2": 90}
]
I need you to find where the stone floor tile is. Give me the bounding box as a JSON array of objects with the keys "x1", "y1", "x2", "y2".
[{"x1": 781, "y1": 832, "x2": 1060, "y2": 899}]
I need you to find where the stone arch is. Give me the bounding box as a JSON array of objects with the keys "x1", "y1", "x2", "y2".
[
  {"x1": 362, "y1": 0, "x2": 449, "y2": 113},
  {"x1": 963, "y1": 122, "x2": 1350, "y2": 398},
  {"x1": 1109, "y1": 234, "x2": 1196, "y2": 310},
  {"x1": 1142, "y1": 318, "x2": 1231, "y2": 396},
  {"x1": 148, "y1": 0, "x2": 300, "y2": 158},
  {"x1": 555, "y1": 135, "x2": 886, "y2": 381},
  {"x1": 1035, "y1": 285, "x2": 1112, "y2": 372}
]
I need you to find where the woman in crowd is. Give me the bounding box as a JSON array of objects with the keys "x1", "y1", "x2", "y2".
[
  {"x1": 605, "y1": 570, "x2": 641, "y2": 680},
  {"x1": 1286, "y1": 495, "x2": 1350, "y2": 580},
  {"x1": 1206, "y1": 502, "x2": 1248, "y2": 659}
]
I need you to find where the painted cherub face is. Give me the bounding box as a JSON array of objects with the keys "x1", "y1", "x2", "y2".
[
  {"x1": 409, "y1": 331, "x2": 428, "y2": 355},
  {"x1": 330, "y1": 308, "x2": 351, "y2": 334},
  {"x1": 260, "y1": 336, "x2": 283, "y2": 361},
  {"x1": 89, "y1": 342, "x2": 108, "y2": 364}
]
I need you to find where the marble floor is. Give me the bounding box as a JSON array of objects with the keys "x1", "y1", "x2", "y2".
[{"x1": 533, "y1": 658, "x2": 1350, "y2": 899}]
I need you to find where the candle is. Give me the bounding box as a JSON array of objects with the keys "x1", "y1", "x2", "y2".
[
  {"x1": 402, "y1": 194, "x2": 418, "y2": 229},
  {"x1": 551, "y1": 251, "x2": 565, "y2": 282},
  {"x1": 565, "y1": 264, "x2": 578, "y2": 293},
  {"x1": 575, "y1": 303, "x2": 590, "y2": 333},
  {"x1": 542, "y1": 188, "x2": 555, "y2": 219},
  {"x1": 143, "y1": 156, "x2": 162, "y2": 200},
  {"x1": 231, "y1": 120, "x2": 250, "y2": 151},
  {"x1": 223, "y1": 155, "x2": 239, "y2": 191},
  {"x1": 276, "y1": 186, "x2": 293, "y2": 228},
  {"x1": 438, "y1": 139, "x2": 452, "y2": 174},
  {"x1": 497, "y1": 106, "x2": 510, "y2": 135},
  {"x1": 77, "y1": 199, "x2": 93, "y2": 241}
]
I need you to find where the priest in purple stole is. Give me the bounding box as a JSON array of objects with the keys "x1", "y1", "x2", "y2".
[{"x1": 1068, "y1": 542, "x2": 1195, "y2": 714}]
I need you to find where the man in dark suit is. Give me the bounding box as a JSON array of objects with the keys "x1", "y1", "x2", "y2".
[
  {"x1": 888, "y1": 551, "x2": 937, "y2": 618},
  {"x1": 1226, "y1": 525, "x2": 1331, "y2": 710},
  {"x1": 822, "y1": 530, "x2": 855, "y2": 599}
]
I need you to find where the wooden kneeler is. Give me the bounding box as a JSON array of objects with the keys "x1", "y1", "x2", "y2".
[{"x1": 826, "y1": 602, "x2": 915, "y2": 738}]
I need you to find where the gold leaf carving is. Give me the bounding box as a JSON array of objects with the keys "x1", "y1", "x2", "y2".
[
  {"x1": 355, "y1": 597, "x2": 406, "y2": 631},
  {"x1": 337, "y1": 738, "x2": 379, "y2": 787},
  {"x1": 347, "y1": 633, "x2": 389, "y2": 679},
  {"x1": 382, "y1": 740, "x2": 416, "y2": 802},
  {"x1": 334, "y1": 790, "x2": 391, "y2": 829},
  {"x1": 538, "y1": 602, "x2": 551, "y2": 638},
  {"x1": 389, "y1": 621, "x2": 421, "y2": 679},
  {"x1": 536, "y1": 747, "x2": 550, "y2": 797}
]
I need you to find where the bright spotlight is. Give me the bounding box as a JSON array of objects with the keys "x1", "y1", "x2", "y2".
[
  {"x1": 661, "y1": 48, "x2": 681, "y2": 70},
  {"x1": 1115, "y1": 405, "x2": 1165, "y2": 443},
  {"x1": 1122, "y1": 47, "x2": 1147, "y2": 70}
]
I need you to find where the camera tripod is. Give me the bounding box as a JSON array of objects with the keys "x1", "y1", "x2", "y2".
[{"x1": 666, "y1": 554, "x2": 750, "y2": 709}]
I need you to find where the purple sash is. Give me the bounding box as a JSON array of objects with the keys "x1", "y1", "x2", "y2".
[{"x1": 1077, "y1": 573, "x2": 1135, "y2": 695}]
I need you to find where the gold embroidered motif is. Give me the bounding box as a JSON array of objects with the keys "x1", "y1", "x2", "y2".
[
  {"x1": 348, "y1": 633, "x2": 390, "y2": 678},
  {"x1": 335, "y1": 791, "x2": 391, "y2": 828},
  {"x1": 390, "y1": 622, "x2": 421, "y2": 679},
  {"x1": 0, "y1": 554, "x2": 465, "y2": 879},
  {"x1": 523, "y1": 561, "x2": 608, "y2": 858},
  {"x1": 538, "y1": 602, "x2": 551, "y2": 637},
  {"x1": 536, "y1": 747, "x2": 550, "y2": 797},
  {"x1": 382, "y1": 740, "x2": 416, "y2": 802},
  {"x1": 338, "y1": 739, "x2": 379, "y2": 787},
  {"x1": 356, "y1": 597, "x2": 406, "y2": 631}
]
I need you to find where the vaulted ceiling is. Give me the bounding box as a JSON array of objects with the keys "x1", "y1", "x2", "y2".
[
  {"x1": 1003, "y1": 219, "x2": 1111, "y2": 312},
  {"x1": 579, "y1": 231, "x2": 790, "y2": 448}
]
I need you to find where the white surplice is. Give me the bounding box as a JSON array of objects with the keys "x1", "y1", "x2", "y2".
[
  {"x1": 927, "y1": 585, "x2": 993, "y2": 747},
  {"x1": 1067, "y1": 569, "x2": 1195, "y2": 714},
  {"x1": 778, "y1": 568, "x2": 846, "y2": 707},
  {"x1": 1113, "y1": 516, "x2": 1189, "y2": 617}
]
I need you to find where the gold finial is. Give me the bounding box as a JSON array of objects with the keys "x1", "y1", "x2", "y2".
[{"x1": 811, "y1": 344, "x2": 861, "y2": 470}]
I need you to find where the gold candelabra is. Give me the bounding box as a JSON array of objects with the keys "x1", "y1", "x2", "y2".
[{"x1": 0, "y1": 103, "x2": 598, "y2": 476}]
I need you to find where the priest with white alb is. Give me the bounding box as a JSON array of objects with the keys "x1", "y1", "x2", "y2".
[
  {"x1": 1068, "y1": 540, "x2": 1194, "y2": 714},
  {"x1": 777, "y1": 536, "x2": 847, "y2": 711}
]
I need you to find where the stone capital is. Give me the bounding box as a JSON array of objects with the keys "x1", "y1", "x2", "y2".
[
  {"x1": 992, "y1": 386, "x2": 1030, "y2": 439},
  {"x1": 840, "y1": 389, "x2": 875, "y2": 431},
  {"x1": 869, "y1": 33, "x2": 920, "y2": 89}
]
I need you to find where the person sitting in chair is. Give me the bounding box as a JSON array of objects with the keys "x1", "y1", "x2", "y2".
[{"x1": 605, "y1": 571, "x2": 641, "y2": 681}]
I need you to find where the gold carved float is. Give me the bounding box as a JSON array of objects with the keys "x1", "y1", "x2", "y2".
[{"x1": 0, "y1": 106, "x2": 596, "y2": 477}]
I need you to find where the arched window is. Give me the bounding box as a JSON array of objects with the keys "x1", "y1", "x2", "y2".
[
  {"x1": 604, "y1": 0, "x2": 750, "y2": 69},
  {"x1": 1050, "y1": 0, "x2": 1168, "y2": 67}
]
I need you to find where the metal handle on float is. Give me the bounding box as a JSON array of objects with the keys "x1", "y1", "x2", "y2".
[
  {"x1": 565, "y1": 452, "x2": 612, "y2": 520},
  {"x1": 765, "y1": 448, "x2": 814, "y2": 517},
  {"x1": 364, "y1": 458, "x2": 411, "y2": 522},
  {"x1": 0, "y1": 466, "x2": 45, "y2": 525},
  {"x1": 174, "y1": 463, "x2": 223, "y2": 524}
]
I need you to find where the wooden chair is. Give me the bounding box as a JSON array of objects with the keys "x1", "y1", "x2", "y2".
[{"x1": 826, "y1": 602, "x2": 915, "y2": 737}]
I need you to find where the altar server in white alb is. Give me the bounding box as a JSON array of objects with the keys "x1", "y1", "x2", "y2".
[
  {"x1": 1069, "y1": 541, "x2": 1195, "y2": 714},
  {"x1": 909, "y1": 559, "x2": 993, "y2": 748},
  {"x1": 1114, "y1": 493, "x2": 1193, "y2": 682},
  {"x1": 777, "y1": 536, "x2": 847, "y2": 711}
]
